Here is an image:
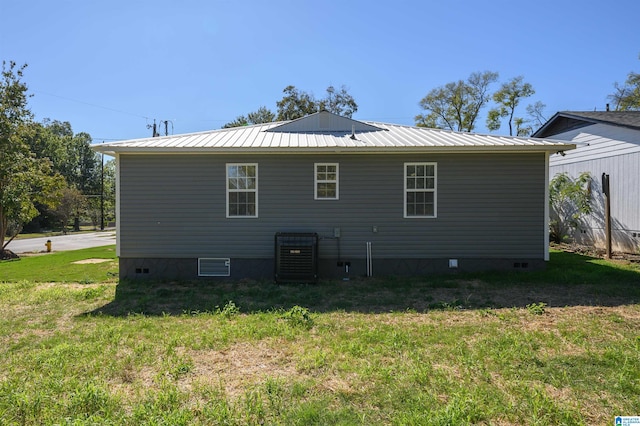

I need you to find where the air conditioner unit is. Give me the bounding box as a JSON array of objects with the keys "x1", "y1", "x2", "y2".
[{"x1": 275, "y1": 232, "x2": 319, "y2": 283}]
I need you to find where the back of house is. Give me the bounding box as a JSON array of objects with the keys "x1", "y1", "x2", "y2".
[{"x1": 95, "y1": 111, "x2": 574, "y2": 281}]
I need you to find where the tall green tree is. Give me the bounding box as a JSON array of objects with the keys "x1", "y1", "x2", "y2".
[
  {"x1": 318, "y1": 85, "x2": 358, "y2": 118},
  {"x1": 486, "y1": 76, "x2": 535, "y2": 136},
  {"x1": 0, "y1": 61, "x2": 64, "y2": 250},
  {"x1": 275, "y1": 84, "x2": 358, "y2": 121},
  {"x1": 276, "y1": 85, "x2": 319, "y2": 121},
  {"x1": 415, "y1": 71, "x2": 499, "y2": 132}
]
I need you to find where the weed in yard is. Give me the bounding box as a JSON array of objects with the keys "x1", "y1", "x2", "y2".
[
  {"x1": 281, "y1": 305, "x2": 314, "y2": 330},
  {"x1": 527, "y1": 302, "x2": 548, "y2": 315},
  {"x1": 217, "y1": 300, "x2": 240, "y2": 319}
]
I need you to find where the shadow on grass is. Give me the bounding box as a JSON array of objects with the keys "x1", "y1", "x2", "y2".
[{"x1": 86, "y1": 251, "x2": 640, "y2": 316}]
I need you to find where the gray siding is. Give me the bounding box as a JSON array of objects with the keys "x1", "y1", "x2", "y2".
[{"x1": 119, "y1": 152, "x2": 547, "y2": 263}]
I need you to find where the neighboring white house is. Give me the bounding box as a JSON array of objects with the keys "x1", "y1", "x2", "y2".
[{"x1": 533, "y1": 111, "x2": 640, "y2": 252}]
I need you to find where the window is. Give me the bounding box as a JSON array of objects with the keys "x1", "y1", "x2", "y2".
[
  {"x1": 227, "y1": 164, "x2": 258, "y2": 217},
  {"x1": 315, "y1": 163, "x2": 339, "y2": 200},
  {"x1": 405, "y1": 162, "x2": 436, "y2": 218}
]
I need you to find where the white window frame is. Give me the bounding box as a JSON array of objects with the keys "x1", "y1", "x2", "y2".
[
  {"x1": 404, "y1": 162, "x2": 437, "y2": 218},
  {"x1": 226, "y1": 163, "x2": 258, "y2": 218},
  {"x1": 314, "y1": 163, "x2": 339, "y2": 200}
]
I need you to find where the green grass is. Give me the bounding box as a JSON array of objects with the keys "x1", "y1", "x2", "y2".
[
  {"x1": 0, "y1": 246, "x2": 118, "y2": 283},
  {"x1": 0, "y1": 248, "x2": 639, "y2": 424}
]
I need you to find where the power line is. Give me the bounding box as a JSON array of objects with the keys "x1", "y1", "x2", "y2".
[{"x1": 33, "y1": 90, "x2": 151, "y2": 119}]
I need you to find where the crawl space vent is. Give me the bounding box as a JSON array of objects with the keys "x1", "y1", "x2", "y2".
[
  {"x1": 198, "y1": 258, "x2": 230, "y2": 277},
  {"x1": 275, "y1": 233, "x2": 318, "y2": 283}
]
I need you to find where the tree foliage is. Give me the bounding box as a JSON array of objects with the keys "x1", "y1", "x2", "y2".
[
  {"x1": 20, "y1": 119, "x2": 103, "y2": 232},
  {"x1": 275, "y1": 85, "x2": 318, "y2": 121},
  {"x1": 223, "y1": 106, "x2": 275, "y2": 128},
  {"x1": 54, "y1": 187, "x2": 86, "y2": 233},
  {"x1": 1, "y1": 61, "x2": 65, "y2": 250},
  {"x1": 486, "y1": 76, "x2": 535, "y2": 136},
  {"x1": 276, "y1": 84, "x2": 358, "y2": 121},
  {"x1": 224, "y1": 84, "x2": 358, "y2": 127},
  {"x1": 549, "y1": 172, "x2": 592, "y2": 243},
  {"x1": 318, "y1": 85, "x2": 358, "y2": 118},
  {"x1": 608, "y1": 70, "x2": 640, "y2": 111},
  {"x1": 415, "y1": 71, "x2": 499, "y2": 132}
]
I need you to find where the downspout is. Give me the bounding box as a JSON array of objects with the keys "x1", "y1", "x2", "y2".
[
  {"x1": 544, "y1": 152, "x2": 550, "y2": 261},
  {"x1": 115, "y1": 153, "x2": 121, "y2": 258}
]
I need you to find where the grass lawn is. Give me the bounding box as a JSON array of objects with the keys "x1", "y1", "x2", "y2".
[
  {"x1": 0, "y1": 246, "x2": 118, "y2": 283},
  {"x1": 0, "y1": 249, "x2": 639, "y2": 424}
]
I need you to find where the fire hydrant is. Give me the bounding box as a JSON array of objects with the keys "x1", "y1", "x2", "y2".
[{"x1": 45, "y1": 240, "x2": 52, "y2": 253}]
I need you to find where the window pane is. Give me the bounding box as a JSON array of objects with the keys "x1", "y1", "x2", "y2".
[
  {"x1": 426, "y1": 165, "x2": 434, "y2": 177},
  {"x1": 426, "y1": 177, "x2": 435, "y2": 189}
]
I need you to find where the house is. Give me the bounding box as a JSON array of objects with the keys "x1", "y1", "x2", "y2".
[
  {"x1": 533, "y1": 111, "x2": 640, "y2": 252},
  {"x1": 93, "y1": 111, "x2": 574, "y2": 281}
]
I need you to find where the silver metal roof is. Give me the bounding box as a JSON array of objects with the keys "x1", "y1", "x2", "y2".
[{"x1": 93, "y1": 111, "x2": 576, "y2": 155}]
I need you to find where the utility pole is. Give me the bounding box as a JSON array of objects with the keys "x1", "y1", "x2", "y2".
[
  {"x1": 147, "y1": 119, "x2": 159, "y2": 137},
  {"x1": 602, "y1": 173, "x2": 612, "y2": 258},
  {"x1": 100, "y1": 151, "x2": 105, "y2": 231}
]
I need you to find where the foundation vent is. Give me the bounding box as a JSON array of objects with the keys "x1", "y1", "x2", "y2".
[{"x1": 198, "y1": 258, "x2": 231, "y2": 277}]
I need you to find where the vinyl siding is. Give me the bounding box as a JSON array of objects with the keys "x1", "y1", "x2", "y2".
[
  {"x1": 548, "y1": 123, "x2": 640, "y2": 250},
  {"x1": 119, "y1": 153, "x2": 546, "y2": 260},
  {"x1": 549, "y1": 123, "x2": 640, "y2": 166}
]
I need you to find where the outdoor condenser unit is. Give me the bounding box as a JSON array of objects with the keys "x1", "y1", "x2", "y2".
[{"x1": 275, "y1": 232, "x2": 319, "y2": 283}]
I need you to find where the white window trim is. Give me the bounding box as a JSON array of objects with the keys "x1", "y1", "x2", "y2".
[
  {"x1": 226, "y1": 163, "x2": 258, "y2": 218},
  {"x1": 404, "y1": 162, "x2": 437, "y2": 218},
  {"x1": 314, "y1": 163, "x2": 339, "y2": 200}
]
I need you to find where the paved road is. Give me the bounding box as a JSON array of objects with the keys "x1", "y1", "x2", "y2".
[{"x1": 6, "y1": 231, "x2": 116, "y2": 254}]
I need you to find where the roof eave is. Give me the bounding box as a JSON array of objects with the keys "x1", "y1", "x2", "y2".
[{"x1": 93, "y1": 144, "x2": 576, "y2": 156}]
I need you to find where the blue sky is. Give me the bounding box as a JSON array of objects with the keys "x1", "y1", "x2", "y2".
[{"x1": 2, "y1": 0, "x2": 639, "y2": 142}]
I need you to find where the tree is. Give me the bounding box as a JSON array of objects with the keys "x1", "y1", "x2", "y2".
[
  {"x1": 486, "y1": 76, "x2": 535, "y2": 136},
  {"x1": 526, "y1": 101, "x2": 547, "y2": 128},
  {"x1": 275, "y1": 85, "x2": 358, "y2": 121},
  {"x1": 53, "y1": 186, "x2": 86, "y2": 233},
  {"x1": 549, "y1": 172, "x2": 592, "y2": 243},
  {"x1": 415, "y1": 71, "x2": 499, "y2": 132},
  {"x1": 276, "y1": 85, "x2": 319, "y2": 121},
  {"x1": 1, "y1": 61, "x2": 64, "y2": 252},
  {"x1": 318, "y1": 85, "x2": 358, "y2": 118},
  {"x1": 21, "y1": 119, "x2": 101, "y2": 232},
  {"x1": 608, "y1": 71, "x2": 640, "y2": 110},
  {"x1": 223, "y1": 106, "x2": 275, "y2": 128}
]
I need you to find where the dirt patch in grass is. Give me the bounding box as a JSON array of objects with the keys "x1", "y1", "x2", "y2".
[
  {"x1": 188, "y1": 340, "x2": 302, "y2": 398},
  {"x1": 72, "y1": 258, "x2": 113, "y2": 264}
]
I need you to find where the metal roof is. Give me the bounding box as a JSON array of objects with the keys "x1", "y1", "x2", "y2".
[
  {"x1": 533, "y1": 111, "x2": 640, "y2": 138},
  {"x1": 94, "y1": 111, "x2": 575, "y2": 155}
]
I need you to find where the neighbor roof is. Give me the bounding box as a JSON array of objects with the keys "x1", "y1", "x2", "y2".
[
  {"x1": 532, "y1": 111, "x2": 640, "y2": 138},
  {"x1": 94, "y1": 111, "x2": 575, "y2": 155}
]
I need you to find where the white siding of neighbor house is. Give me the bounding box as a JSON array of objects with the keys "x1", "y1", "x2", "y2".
[
  {"x1": 118, "y1": 152, "x2": 547, "y2": 261},
  {"x1": 549, "y1": 123, "x2": 640, "y2": 252}
]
